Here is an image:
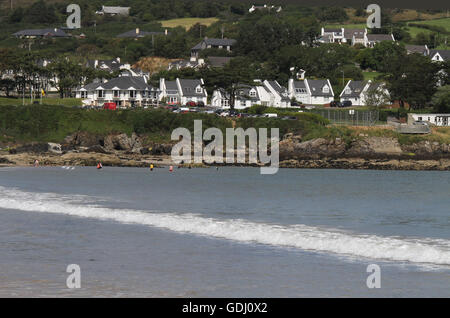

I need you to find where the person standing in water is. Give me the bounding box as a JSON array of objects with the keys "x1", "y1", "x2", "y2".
[
  {"x1": 34, "y1": 159, "x2": 39, "y2": 167},
  {"x1": 97, "y1": 162, "x2": 102, "y2": 169},
  {"x1": 150, "y1": 163, "x2": 154, "y2": 171}
]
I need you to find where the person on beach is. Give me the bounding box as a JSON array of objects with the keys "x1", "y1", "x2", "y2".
[{"x1": 34, "y1": 159, "x2": 39, "y2": 167}]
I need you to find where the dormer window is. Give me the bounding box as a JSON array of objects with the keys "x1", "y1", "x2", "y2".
[
  {"x1": 113, "y1": 90, "x2": 120, "y2": 98},
  {"x1": 129, "y1": 90, "x2": 136, "y2": 98},
  {"x1": 97, "y1": 89, "x2": 104, "y2": 98},
  {"x1": 196, "y1": 86, "x2": 202, "y2": 93},
  {"x1": 322, "y1": 86, "x2": 329, "y2": 93}
]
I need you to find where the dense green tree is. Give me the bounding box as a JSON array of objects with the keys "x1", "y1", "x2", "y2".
[
  {"x1": 431, "y1": 85, "x2": 450, "y2": 113},
  {"x1": 383, "y1": 53, "x2": 440, "y2": 109}
]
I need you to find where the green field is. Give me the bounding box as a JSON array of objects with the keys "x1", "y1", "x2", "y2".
[
  {"x1": 408, "y1": 17, "x2": 450, "y2": 32},
  {"x1": 363, "y1": 71, "x2": 382, "y2": 81},
  {"x1": 0, "y1": 97, "x2": 82, "y2": 107},
  {"x1": 159, "y1": 17, "x2": 219, "y2": 30}
]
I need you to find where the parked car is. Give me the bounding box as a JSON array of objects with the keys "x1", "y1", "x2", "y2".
[
  {"x1": 103, "y1": 102, "x2": 117, "y2": 110},
  {"x1": 186, "y1": 101, "x2": 197, "y2": 107},
  {"x1": 291, "y1": 101, "x2": 302, "y2": 107},
  {"x1": 330, "y1": 101, "x2": 342, "y2": 108},
  {"x1": 341, "y1": 100, "x2": 352, "y2": 107}
]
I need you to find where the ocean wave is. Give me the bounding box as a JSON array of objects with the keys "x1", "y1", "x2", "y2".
[{"x1": 1, "y1": 186, "x2": 450, "y2": 266}]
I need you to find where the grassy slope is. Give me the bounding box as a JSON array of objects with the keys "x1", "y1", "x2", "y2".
[
  {"x1": 0, "y1": 97, "x2": 82, "y2": 107},
  {"x1": 1, "y1": 104, "x2": 448, "y2": 148},
  {"x1": 408, "y1": 17, "x2": 450, "y2": 32},
  {"x1": 362, "y1": 72, "x2": 382, "y2": 81}
]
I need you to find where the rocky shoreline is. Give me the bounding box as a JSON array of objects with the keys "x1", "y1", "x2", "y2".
[{"x1": 1, "y1": 132, "x2": 449, "y2": 171}]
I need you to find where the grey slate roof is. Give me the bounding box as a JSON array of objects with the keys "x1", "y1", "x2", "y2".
[
  {"x1": 367, "y1": 34, "x2": 394, "y2": 42},
  {"x1": 344, "y1": 29, "x2": 365, "y2": 39},
  {"x1": 13, "y1": 28, "x2": 68, "y2": 37},
  {"x1": 293, "y1": 81, "x2": 307, "y2": 90},
  {"x1": 307, "y1": 79, "x2": 333, "y2": 97},
  {"x1": 430, "y1": 50, "x2": 450, "y2": 61},
  {"x1": 117, "y1": 30, "x2": 168, "y2": 38},
  {"x1": 405, "y1": 45, "x2": 429, "y2": 55},
  {"x1": 192, "y1": 38, "x2": 236, "y2": 50},
  {"x1": 81, "y1": 76, "x2": 153, "y2": 91},
  {"x1": 341, "y1": 80, "x2": 368, "y2": 98},
  {"x1": 179, "y1": 79, "x2": 206, "y2": 97},
  {"x1": 165, "y1": 81, "x2": 178, "y2": 91},
  {"x1": 266, "y1": 80, "x2": 290, "y2": 101},
  {"x1": 236, "y1": 84, "x2": 260, "y2": 101},
  {"x1": 323, "y1": 28, "x2": 342, "y2": 33}
]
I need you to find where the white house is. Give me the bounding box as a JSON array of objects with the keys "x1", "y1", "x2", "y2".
[
  {"x1": 211, "y1": 84, "x2": 269, "y2": 109},
  {"x1": 288, "y1": 78, "x2": 334, "y2": 105},
  {"x1": 409, "y1": 113, "x2": 450, "y2": 126},
  {"x1": 191, "y1": 38, "x2": 236, "y2": 58},
  {"x1": 263, "y1": 80, "x2": 291, "y2": 107},
  {"x1": 430, "y1": 50, "x2": 450, "y2": 62},
  {"x1": 96, "y1": 6, "x2": 130, "y2": 16},
  {"x1": 159, "y1": 78, "x2": 208, "y2": 105},
  {"x1": 211, "y1": 80, "x2": 290, "y2": 109},
  {"x1": 340, "y1": 80, "x2": 390, "y2": 106},
  {"x1": 75, "y1": 75, "x2": 159, "y2": 107},
  {"x1": 365, "y1": 34, "x2": 395, "y2": 48},
  {"x1": 249, "y1": 5, "x2": 282, "y2": 13}
]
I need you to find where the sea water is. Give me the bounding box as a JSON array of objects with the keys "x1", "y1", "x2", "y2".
[{"x1": 0, "y1": 166, "x2": 449, "y2": 297}]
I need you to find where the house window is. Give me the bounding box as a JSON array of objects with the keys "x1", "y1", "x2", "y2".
[
  {"x1": 129, "y1": 90, "x2": 136, "y2": 98},
  {"x1": 80, "y1": 91, "x2": 87, "y2": 98},
  {"x1": 142, "y1": 91, "x2": 146, "y2": 97},
  {"x1": 345, "y1": 88, "x2": 351, "y2": 94},
  {"x1": 97, "y1": 90, "x2": 104, "y2": 98},
  {"x1": 322, "y1": 86, "x2": 329, "y2": 93},
  {"x1": 196, "y1": 87, "x2": 202, "y2": 93},
  {"x1": 113, "y1": 90, "x2": 120, "y2": 98},
  {"x1": 249, "y1": 91, "x2": 256, "y2": 97}
]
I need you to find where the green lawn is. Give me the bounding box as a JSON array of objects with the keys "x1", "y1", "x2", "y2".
[
  {"x1": 0, "y1": 97, "x2": 82, "y2": 107},
  {"x1": 408, "y1": 17, "x2": 450, "y2": 32},
  {"x1": 159, "y1": 17, "x2": 219, "y2": 30},
  {"x1": 363, "y1": 72, "x2": 382, "y2": 81}
]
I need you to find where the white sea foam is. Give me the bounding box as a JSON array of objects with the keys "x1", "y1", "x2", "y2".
[{"x1": 1, "y1": 186, "x2": 450, "y2": 266}]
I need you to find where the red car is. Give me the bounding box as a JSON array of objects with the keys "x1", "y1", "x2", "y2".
[
  {"x1": 185, "y1": 101, "x2": 197, "y2": 107},
  {"x1": 103, "y1": 102, "x2": 116, "y2": 110}
]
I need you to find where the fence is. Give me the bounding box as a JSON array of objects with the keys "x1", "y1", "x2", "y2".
[{"x1": 304, "y1": 109, "x2": 381, "y2": 126}]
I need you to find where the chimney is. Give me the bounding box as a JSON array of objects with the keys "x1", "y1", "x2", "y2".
[{"x1": 136, "y1": 28, "x2": 139, "y2": 35}]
